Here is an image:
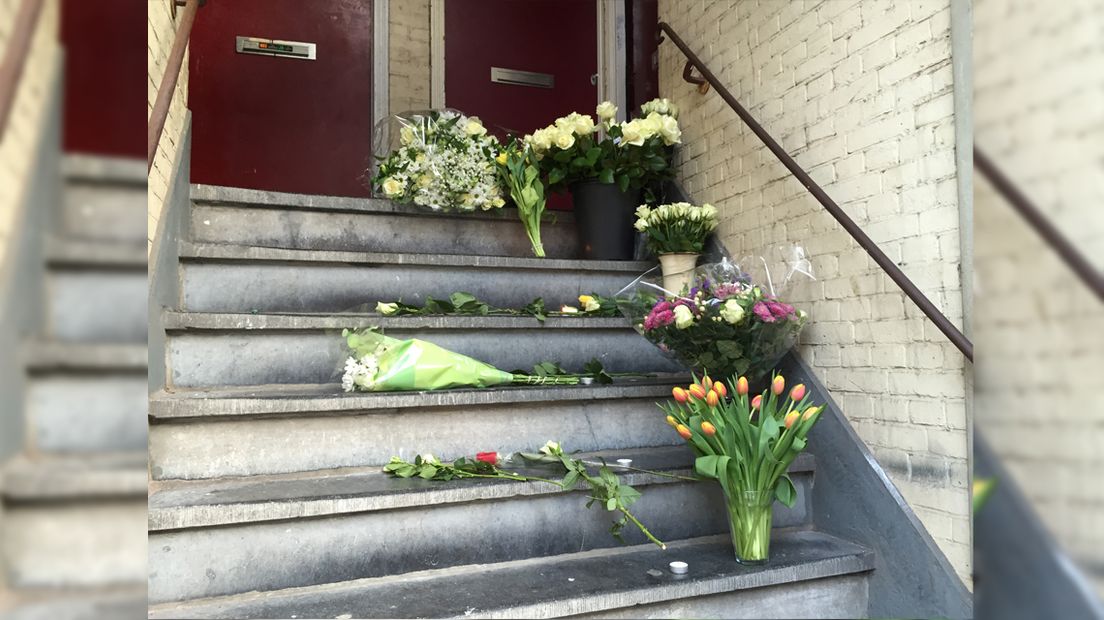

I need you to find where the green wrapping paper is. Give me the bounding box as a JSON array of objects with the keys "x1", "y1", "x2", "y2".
[{"x1": 342, "y1": 328, "x2": 578, "y2": 392}]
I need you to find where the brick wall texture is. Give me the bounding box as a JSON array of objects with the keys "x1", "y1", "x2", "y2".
[
  {"x1": 147, "y1": 0, "x2": 190, "y2": 252},
  {"x1": 389, "y1": 0, "x2": 431, "y2": 115},
  {"x1": 657, "y1": 0, "x2": 971, "y2": 580},
  {"x1": 974, "y1": 0, "x2": 1104, "y2": 595},
  {"x1": 0, "y1": 0, "x2": 59, "y2": 265}
]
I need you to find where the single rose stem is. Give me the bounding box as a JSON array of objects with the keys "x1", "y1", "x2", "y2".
[
  {"x1": 578, "y1": 461, "x2": 697, "y2": 482},
  {"x1": 621, "y1": 505, "x2": 667, "y2": 549}
]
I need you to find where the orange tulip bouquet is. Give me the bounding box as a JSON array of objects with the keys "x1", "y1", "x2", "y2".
[{"x1": 660, "y1": 372, "x2": 825, "y2": 564}]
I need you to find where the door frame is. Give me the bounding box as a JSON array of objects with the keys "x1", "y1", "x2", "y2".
[{"x1": 428, "y1": 0, "x2": 627, "y2": 122}]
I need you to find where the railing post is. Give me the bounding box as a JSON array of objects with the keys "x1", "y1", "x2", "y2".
[{"x1": 148, "y1": 0, "x2": 202, "y2": 171}]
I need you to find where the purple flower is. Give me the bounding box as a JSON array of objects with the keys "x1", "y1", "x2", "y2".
[
  {"x1": 767, "y1": 301, "x2": 795, "y2": 319},
  {"x1": 753, "y1": 301, "x2": 776, "y2": 323}
]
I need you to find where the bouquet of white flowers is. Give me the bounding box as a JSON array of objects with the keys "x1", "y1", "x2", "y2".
[
  {"x1": 372, "y1": 109, "x2": 507, "y2": 213},
  {"x1": 634, "y1": 202, "x2": 719, "y2": 254}
]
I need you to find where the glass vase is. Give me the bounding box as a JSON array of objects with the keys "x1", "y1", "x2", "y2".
[{"x1": 725, "y1": 489, "x2": 774, "y2": 565}]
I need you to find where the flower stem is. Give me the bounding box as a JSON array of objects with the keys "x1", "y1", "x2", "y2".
[{"x1": 621, "y1": 505, "x2": 667, "y2": 549}]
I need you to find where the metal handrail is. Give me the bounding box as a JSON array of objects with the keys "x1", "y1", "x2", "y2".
[
  {"x1": 974, "y1": 148, "x2": 1104, "y2": 303},
  {"x1": 0, "y1": 0, "x2": 44, "y2": 141},
  {"x1": 148, "y1": 0, "x2": 202, "y2": 172},
  {"x1": 657, "y1": 22, "x2": 974, "y2": 362}
]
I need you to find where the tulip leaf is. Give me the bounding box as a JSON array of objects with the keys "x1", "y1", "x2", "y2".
[{"x1": 775, "y1": 475, "x2": 797, "y2": 508}]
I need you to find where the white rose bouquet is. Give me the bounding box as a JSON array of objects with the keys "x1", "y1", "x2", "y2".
[
  {"x1": 634, "y1": 201, "x2": 719, "y2": 254},
  {"x1": 372, "y1": 110, "x2": 507, "y2": 213},
  {"x1": 526, "y1": 98, "x2": 682, "y2": 199}
]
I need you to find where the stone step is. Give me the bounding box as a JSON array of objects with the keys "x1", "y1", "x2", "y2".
[
  {"x1": 26, "y1": 374, "x2": 147, "y2": 454},
  {"x1": 177, "y1": 242, "x2": 654, "y2": 313},
  {"x1": 189, "y1": 183, "x2": 582, "y2": 258},
  {"x1": 148, "y1": 530, "x2": 871, "y2": 619},
  {"x1": 45, "y1": 236, "x2": 147, "y2": 269},
  {"x1": 162, "y1": 311, "x2": 681, "y2": 388},
  {"x1": 147, "y1": 379, "x2": 691, "y2": 480},
  {"x1": 61, "y1": 156, "x2": 146, "y2": 244},
  {"x1": 146, "y1": 446, "x2": 816, "y2": 604},
  {"x1": 0, "y1": 587, "x2": 148, "y2": 620},
  {"x1": 1, "y1": 455, "x2": 147, "y2": 590},
  {"x1": 45, "y1": 267, "x2": 147, "y2": 344},
  {"x1": 23, "y1": 342, "x2": 147, "y2": 374}
]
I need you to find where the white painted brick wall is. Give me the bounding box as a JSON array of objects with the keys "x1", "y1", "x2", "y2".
[
  {"x1": 974, "y1": 0, "x2": 1104, "y2": 595},
  {"x1": 0, "y1": 0, "x2": 59, "y2": 262},
  {"x1": 147, "y1": 0, "x2": 190, "y2": 252},
  {"x1": 389, "y1": 0, "x2": 431, "y2": 115},
  {"x1": 658, "y1": 0, "x2": 971, "y2": 582}
]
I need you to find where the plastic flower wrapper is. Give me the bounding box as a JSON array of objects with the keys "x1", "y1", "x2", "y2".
[
  {"x1": 369, "y1": 109, "x2": 507, "y2": 212},
  {"x1": 340, "y1": 328, "x2": 580, "y2": 392},
  {"x1": 615, "y1": 246, "x2": 815, "y2": 383}
]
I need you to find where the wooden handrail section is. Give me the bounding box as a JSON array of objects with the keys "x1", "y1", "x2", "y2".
[
  {"x1": 148, "y1": 0, "x2": 201, "y2": 172},
  {"x1": 975, "y1": 148, "x2": 1104, "y2": 303},
  {"x1": 657, "y1": 22, "x2": 974, "y2": 362},
  {"x1": 0, "y1": 0, "x2": 45, "y2": 141}
]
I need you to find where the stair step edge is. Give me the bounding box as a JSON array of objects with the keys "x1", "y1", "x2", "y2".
[
  {"x1": 2, "y1": 454, "x2": 148, "y2": 501},
  {"x1": 63, "y1": 155, "x2": 146, "y2": 185},
  {"x1": 178, "y1": 241, "x2": 654, "y2": 272},
  {"x1": 190, "y1": 183, "x2": 579, "y2": 224},
  {"x1": 148, "y1": 448, "x2": 816, "y2": 531},
  {"x1": 24, "y1": 342, "x2": 148, "y2": 372},
  {"x1": 45, "y1": 237, "x2": 147, "y2": 269},
  {"x1": 149, "y1": 378, "x2": 689, "y2": 419},
  {"x1": 147, "y1": 530, "x2": 872, "y2": 620},
  {"x1": 163, "y1": 311, "x2": 636, "y2": 331}
]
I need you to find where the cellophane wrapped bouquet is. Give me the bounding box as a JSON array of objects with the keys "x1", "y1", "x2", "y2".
[
  {"x1": 617, "y1": 246, "x2": 815, "y2": 383},
  {"x1": 371, "y1": 109, "x2": 507, "y2": 212}
]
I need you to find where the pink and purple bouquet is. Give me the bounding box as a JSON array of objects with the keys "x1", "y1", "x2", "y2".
[{"x1": 618, "y1": 256, "x2": 812, "y2": 383}]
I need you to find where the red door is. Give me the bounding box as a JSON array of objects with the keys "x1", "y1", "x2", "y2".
[
  {"x1": 189, "y1": 1, "x2": 374, "y2": 197},
  {"x1": 445, "y1": 0, "x2": 597, "y2": 211}
]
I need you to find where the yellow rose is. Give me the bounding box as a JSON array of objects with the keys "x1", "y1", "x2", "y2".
[
  {"x1": 496, "y1": 152, "x2": 508, "y2": 165},
  {"x1": 417, "y1": 174, "x2": 432, "y2": 188},
  {"x1": 531, "y1": 129, "x2": 553, "y2": 152},
  {"x1": 464, "y1": 118, "x2": 487, "y2": 136},
  {"x1": 579, "y1": 295, "x2": 600, "y2": 312},
  {"x1": 554, "y1": 130, "x2": 576, "y2": 150},
  {"x1": 381, "y1": 177, "x2": 403, "y2": 197},
  {"x1": 620, "y1": 120, "x2": 645, "y2": 147},
  {"x1": 596, "y1": 101, "x2": 618, "y2": 122},
  {"x1": 376, "y1": 301, "x2": 399, "y2": 315},
  {"x1": 659, "y1": 115, "x2": 682, "y2": 145},
  {"x1": 491, "y1": 196, "x2": 506, "y2": 208},
  {"x1": 572, "y1": 114, "x2": 595, "y2": 135}
]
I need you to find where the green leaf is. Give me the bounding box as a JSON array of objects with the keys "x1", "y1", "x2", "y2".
[
  {"x1": 618, "y1": 485, "x2": 641, "y2": 507},
  {"x1": 562, "y1": 470, "x2": 580, "y2": 489},
  {"x1": 598, "y1": 168, "x2": 615, "y2": 184},
  {"x1": 606, "y1": 497, "x2": 617, "y2": 511},
  {"x1": 695, "y1": 454, "x2": 721, "y2": 478},
  {"x1": 548, "y1": 168, "x2": 565, "y2": 184},
  {"x1": 775, "y1": 475, "x2": 797, "y2": 508},
  {"x1": 617, "y1": 174, "x2": 631, "y2": 193}
]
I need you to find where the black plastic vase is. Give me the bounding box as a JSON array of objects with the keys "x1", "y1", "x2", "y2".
[{"x1": 570, "y1": 181, "x2": 640, "y2": 260}]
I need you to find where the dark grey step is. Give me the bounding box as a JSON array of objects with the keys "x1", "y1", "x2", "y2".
[
  {"x1": 1, "y1": 454, "x2": 147, "y2": 501},
  {"x1": 148, "y1": 531, "x2": 872, "y2": 619},
  {"x1": 62, "y1": 182, "x2": 145, "y2": 244},
  {"x1": 178, "y1": 242, "x2": 653, "y2": 312},
  {"x1": 45, "y1": 237, "x2": 147, "y2": 269},
  {"x1": 0, "y1": 587, "x2": 147, "y2": 620},
  {"x1": 147, "y1": 447, "x2": 816, "y2": 604},
  {"x1": 27, "y1": 374, "x2": 148, "y2": 454},
  {"x1": 47, "y1": 269, "x2": 147, "y2": 343},
  {"x1": 190, "y1": 183, "x2": 581, "y2": 258},
  {"x1": 23, "y1": 342, "x2": 147, "y2": 373},
  {"x1": 147, "y1": 379, "x2": 690, "y2": 479},
  {"x1": 162, "y1": 311, "x2": 680, "y2": 387}
]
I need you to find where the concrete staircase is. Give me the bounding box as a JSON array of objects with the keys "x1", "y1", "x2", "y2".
[
  {"x1": 0, "y1": 156, "x2": 148, "y2": 618},
  {"x1": 147, "y1": 186, "x2": 875, "y2": 618}
]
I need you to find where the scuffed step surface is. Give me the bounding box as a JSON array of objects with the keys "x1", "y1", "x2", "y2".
[{"x1": 147, "y1": 531, "x2": 873, "y2": 619}]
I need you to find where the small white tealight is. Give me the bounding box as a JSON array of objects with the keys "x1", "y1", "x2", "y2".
[
  {"x1": 669, "y1": 561, "x2": 688, "y2": 575},
  {"x1": 616, "y1": 458, "x2": 633, "y2": 467}
]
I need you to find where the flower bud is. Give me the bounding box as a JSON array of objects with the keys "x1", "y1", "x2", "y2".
[
  {"x1": 476, "y1": 451, "x2": 499, "y2": 465},
  {"x1": 701, "y1": 421, "x2": 717, "y2": 436},
  {"x1": 712, "y1": 381, "x2": 728, "y2": 397},
  {"x1": 803, "y1": 406, "x2": 819, "y2": 421},
  {"x1": 702, "y1": 376, "x2": 713, "y2": 391},
  {"x1": 736, "y1": 376, "x2": 749, "y2": 395},
  {"x1": 751, "y1": 394, "x2": 763, "y2": 410},
  {"x1": 666, "y1": 415, "x2": 678, "y2": 427},
  {"x1": 672, "y1": 387, "x2": 689, "y2": 403},
  {"x1": 784, "y1": 411, "x2": 800, "y2": 429},
  {"x1": 790, "y1": 384, "x2": 806, "y2": 402},
  {"x1": 688, "y1": 384, "x2": 707, "y2": 400},
  {"x1": 676, "y1": 424, "x2": 693, "y2": 440},
  {"x1": 706, "y1": 391, "x2": 719, "y2": 407},
  {"x1": 772, "y1": 375, "x2": 785, "y2": 396}
]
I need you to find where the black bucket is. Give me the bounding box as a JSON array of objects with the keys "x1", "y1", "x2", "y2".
[{"x1": 570, "y1": 181, "x2": 640, "y2": 260}]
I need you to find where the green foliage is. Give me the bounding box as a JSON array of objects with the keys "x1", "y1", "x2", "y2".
[
  {"x1": 497, "y1": 138, "x2": 548, "y2": 257},
  {"x1": 537, "y1": 124, "x2": 676, "y2": 198},
  {"x1": 376, "y1": 292, "x2": 620, "y2": 323}
]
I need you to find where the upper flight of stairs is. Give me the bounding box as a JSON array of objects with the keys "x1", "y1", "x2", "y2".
[
  {"x1": 147, "y1": 185, "x2": 876, "y2": 618},
  {"x1": 1, "y1": 155, "x2": 148, "y2": 618}
]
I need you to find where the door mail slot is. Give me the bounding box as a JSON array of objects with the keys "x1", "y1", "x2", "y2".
[
  {"x1": 490, "y1": 67, "x2": 554, "y2": 89},
  {"x1": 236, "y1": 36, "x2": 316, "y2": 60}
]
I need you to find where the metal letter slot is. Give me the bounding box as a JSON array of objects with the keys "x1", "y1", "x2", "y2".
[
  {"x1": 236, "y1": 36, "x2": 316, "y2": 61},
  {"x1": 490, "y1": 67, "x2": 554, "y2": 89}
]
